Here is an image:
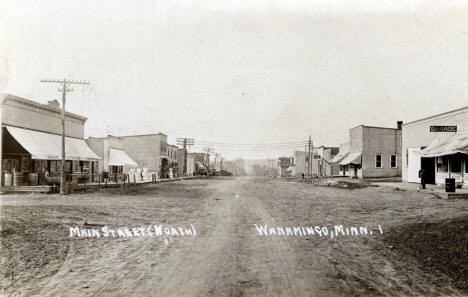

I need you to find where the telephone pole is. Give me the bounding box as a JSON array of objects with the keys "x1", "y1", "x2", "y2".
[
  {"x1": 308, "y1": 135, "x2": 312, "y2": 179},
  {"x1": 41, "y1": 79, "x2": 90, "y2": 195},
  {"x1": 177, "y1": 137, "x2": 194, "y2": 177}
]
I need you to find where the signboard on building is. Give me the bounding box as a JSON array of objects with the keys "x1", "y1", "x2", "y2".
[{"x1": 429, "y1": 126, "x2": 457, "y2": 132}]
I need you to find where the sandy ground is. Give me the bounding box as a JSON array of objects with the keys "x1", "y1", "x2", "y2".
[{"x1": 1, "y1": 177, "x2": 468, "y2": 297}]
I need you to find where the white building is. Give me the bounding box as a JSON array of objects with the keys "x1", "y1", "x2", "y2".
[{"x1": 402, "y1": 106, "x2": 468, "y2": 185}]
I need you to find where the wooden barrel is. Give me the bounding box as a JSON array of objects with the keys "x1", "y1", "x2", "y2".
[
  {"x1": 4, "y1": 173, "x2": 13, "y2": 186},
  {"x1": 13, "y1": 172, "x2": 24, "y2": 186},
  {"x1": 29, "y1": 173, "x2": 39, "y2": 186}
]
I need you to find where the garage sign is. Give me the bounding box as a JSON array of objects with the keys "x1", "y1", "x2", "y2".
[{"x1": 430, "y1": 126, "x2": 457, "y2": 132}]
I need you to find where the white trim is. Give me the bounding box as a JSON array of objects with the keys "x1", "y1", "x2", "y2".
[
  {"x1": 375, "y1": 154, "x2": 382, "y2": 168},
  {"x1": 390, "y1": 154, "x2": 398, "y2": 169}
]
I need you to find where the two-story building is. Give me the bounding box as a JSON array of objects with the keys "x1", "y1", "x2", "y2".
[
  {"x1": 332, "y1": 122, "x2": 402, "y2": 179},
  {"x1": 86, "y1": 135, "x2": 137, "y2": 180},
  {"x1": 1, "y1": 93, "x2": 100, "y2": 187},
  {"x1": 110, "y1": 133, "x2": 168, "y2": 179}
]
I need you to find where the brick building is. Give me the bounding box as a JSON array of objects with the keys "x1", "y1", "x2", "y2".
[
  {"x1": 1, "y1": 93, "x2": 100, "y2": 186},
  {"x1": 332, "y1": 123, "x2": 402, "y2": 179},
  {"x1": 402, "y1": 106, "x2": 468, "y2": 185}
]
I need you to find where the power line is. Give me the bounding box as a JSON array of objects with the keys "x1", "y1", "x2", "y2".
[{"x1": 195, "y1": 140, "x2": 308, "y2": 146}]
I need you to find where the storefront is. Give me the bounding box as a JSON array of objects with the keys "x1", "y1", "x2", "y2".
[
  {"x1": 2, "y1": 126, "x2": 100, "y2": 186},
  {"x1": 339, "y1": 152, "x2": 362, "y2": 178},
  {"x1": 402, "y1": 105, "x2": 468, "y2": 185},
  {"x1": 418, "y1": 133, "x2": 468, "y2": 185}
]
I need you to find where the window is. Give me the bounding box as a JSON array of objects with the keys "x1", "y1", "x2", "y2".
[
  {"x1": 375, "y1": 154, "x2": 382, "y2": 168},
  {"x1": 451, "y1": 154, "x2": 461, "y2": 173},
  {"x1": 465, "y1": 156, "x2": 468, "y2": 173},
  {"x1": 390, "y1": 154, "x2": 397, "y2": 168},
  {"x1": 436, "y1": 156, "x2": 448, "y2": 172}
]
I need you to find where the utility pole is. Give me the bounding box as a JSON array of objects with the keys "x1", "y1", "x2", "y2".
[
  {"x1": 177, "y1": 137, "x2": 194, "y2": 177},
  {"x1": 203, "y1": 147, "x2": 211, "y2": 174},
  {"x1": 308, "y1": 135, "x2": 312, "y2": 179},
  {"x1": 41, "y1": 79, "x2": 90, "y2": 195}
]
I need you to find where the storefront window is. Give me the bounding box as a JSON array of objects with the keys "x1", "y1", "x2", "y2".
[
  {"x1": 2, "y1": 159, "x2": 20, "y2": 172},
  {"x1": 451, "y1": 154, "x2": 461, "y2": 173},
  {"x1": 436, "y1": 156, "x2": 448, "y2": 172},
  {"x1": 33, "y1": 160, "x2": 48, "y2": 172}
]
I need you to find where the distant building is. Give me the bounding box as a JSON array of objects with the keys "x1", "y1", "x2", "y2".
[
  {"x1": 186, "y1": 152, "x2": 195, "y2": 177},
  {"x1": 331, "y1": 123, "x2": 402, "y2": 179},
  {"x1": 277, "y1": 157, "x2": 292, "y2": 177},
  {"x1": 167, "y1": 144, "x2": 178, "y2": 178},
  {"x1": 293, "y1": 147, "x2": 339, "y2": 177},
  {"x1": 1, "y1": 93, "x2": 100, "y2": 186},
  {"x1": 402, "y1": 106, "x2": 468, "y2": 185}
]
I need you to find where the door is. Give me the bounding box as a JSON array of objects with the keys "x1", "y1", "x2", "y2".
[{"x1": 421, "y1": 157, "x2": 436, "y2": 184}]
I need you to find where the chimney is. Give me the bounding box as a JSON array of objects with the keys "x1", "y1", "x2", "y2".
[
  {"x1": 397, "y1": 121, "x2": 403, "y2": 130},
  {"x1": 47, "y1": 99, "x2": 60, "y2": 109}
]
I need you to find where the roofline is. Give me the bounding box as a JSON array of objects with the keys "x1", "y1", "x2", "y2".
[
  {"x1": 112, "y1": 132, "x2": 168, "y2": 138},
  {"x1": 403, "y1": 105, "x2": 468, "y2": 126},
  {"x1": 3, "y1": 124, "x2": 85, "y2": 140},
  {"x1": 350, "y1": 124, "x2": 398, "y2": 131},
  {"x1": 1, "y1": 93, "x2": 88, "y2": 122}
]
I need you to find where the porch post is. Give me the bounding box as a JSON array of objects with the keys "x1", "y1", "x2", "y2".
[{"x1": 448, "y1": 157, "x2": 451, "y2": 179}]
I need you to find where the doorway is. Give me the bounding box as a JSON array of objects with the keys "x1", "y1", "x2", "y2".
[{"x1": 421, "y1": 157, "x2": 436, "y2": 184}]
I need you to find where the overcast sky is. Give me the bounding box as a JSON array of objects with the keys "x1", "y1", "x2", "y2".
[{"x1": 1, "y1": 0, "x2": 468, "y2": 159}]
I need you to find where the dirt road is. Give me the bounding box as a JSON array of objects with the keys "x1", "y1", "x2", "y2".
[{"x1": 1, "y1": 177, "x2": 467, "y2": 296}]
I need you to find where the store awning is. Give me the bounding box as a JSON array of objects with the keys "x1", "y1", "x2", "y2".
[
  {"x1": 195, "y1": 161, "x2": 206, "y2": 169},
  {"x1": 331, "y1": 151, "x2": 349, "y2": 163},
  {"x1": 109, "y1": 148, "x2": 137, "y2": 166},
  {"x1": 420, "y1": 133, "x2": 468, "y2": 157},
  {"x1": 6, "y1": 126, "x2": 100, "y2": 161},
  {"x1": 339, "y1": 152, "x2": 362, "y2": 165}
]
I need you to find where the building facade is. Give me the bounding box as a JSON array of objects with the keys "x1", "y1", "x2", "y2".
[
  {"x1": 86, "y1": 136, "x2": 137, "y2": 180},
  {"x1": 1, "y1": 93, "x2": 100, "y2": 186},
  {"x1": 113, "y1": 133, "x2": 168, "y2": 178},
  {"x1": 402, "y1": 106, "x2": 468, "y2": 185},
  {"x1": 332, "y1": 123, "x2": 402, "y2": 179},
  {"x1": 293, "y1": 147, "x2": 339, "y2": 177},
  {"x1": 167, "y1": 144, "x2": 178, "y2": 178},
  {"x1": 277, "y1": 157, "x2": 292, "y2": 177}
]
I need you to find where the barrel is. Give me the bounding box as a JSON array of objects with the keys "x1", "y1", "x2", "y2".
[
  {"x1": 29, "y1": 173, "x2": 39, "y2": 186},
  {"x1": 13, "y1": 172, "x2": 24, "y2": 186},
  {"x1": 445, "y1": 178, "x2": 456, "y2": 193},
  {"x1": 4, "y1": 173, "x2": 13, "y2": 186}
]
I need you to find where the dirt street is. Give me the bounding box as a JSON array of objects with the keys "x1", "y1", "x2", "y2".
[{"x1": 1, "y1": 177, "x2": 468, "y2": 297}]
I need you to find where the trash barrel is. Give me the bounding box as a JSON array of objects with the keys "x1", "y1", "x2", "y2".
[
  {"x1": 13, "y1": 172, "x2": 24, "y2": 186},
  {"x1": 4, "y1": 172, "x2": 12, "y2": 186},
  {"x1": 445, "y1": 178, "x2": 456, "y2": 193},
  {"x1": 29, "y1": 173, "x2": 39, "y2": 186}
]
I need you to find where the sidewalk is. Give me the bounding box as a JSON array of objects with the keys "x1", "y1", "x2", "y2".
[{"x1": 370, "y1": 181, "x2": 468, "y2": 199}]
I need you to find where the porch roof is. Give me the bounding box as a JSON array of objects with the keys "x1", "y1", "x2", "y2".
[
  {"x1": 339, "y1": 152, "x2": 362, "y2": 165},
  {"x1": 330, "y1": 151, "x2": 349, "y2": 163},
  {"x1": 420, "y1": 133, "x2": 468, "y2": 157},
  {"x1": 109, "y1": 148, "x2": 137, "y2": 166},
  {"x1": 6, "y1": 126, "x2": 100, "y2": 161}
]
